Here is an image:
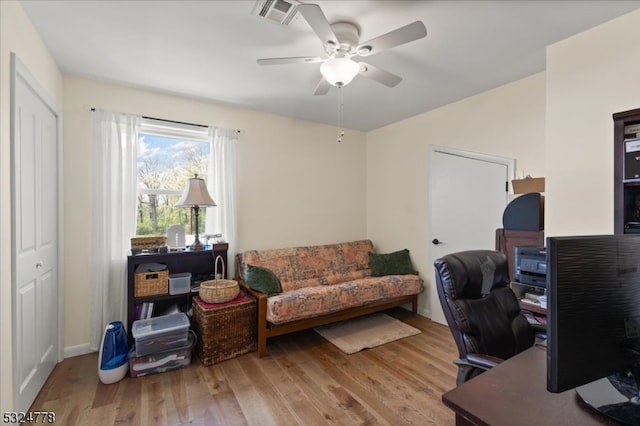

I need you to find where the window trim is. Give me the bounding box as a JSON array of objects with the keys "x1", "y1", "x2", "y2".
[
  {"x1": 139, "y1": 117, "x2": 209, "y2": 142},
  {"x1": 136, "y1": 118, "x2": 212, "y2": 237},
  {"x1": 138, "y1": 188, "x2": 183, "y2": 196}
]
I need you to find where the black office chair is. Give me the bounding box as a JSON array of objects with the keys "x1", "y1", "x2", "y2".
[{"x1": 433, "y1": 250, "x2": 535, "y2": 385}]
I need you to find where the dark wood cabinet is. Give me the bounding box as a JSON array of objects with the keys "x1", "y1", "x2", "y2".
[
  {"x1": 495, "y1": 228, "x2": 544, "y2": 282},
  {"x1": 614, "y1": 108, "x2": 640, "y2": 234},
  {"x1": 126, "y1": 244, "x2": 228, "y2": 342}
]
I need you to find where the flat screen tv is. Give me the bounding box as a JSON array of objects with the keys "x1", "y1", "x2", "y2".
[{"x1": 546, "y1": 234, "x2": 640, "y2": 425}]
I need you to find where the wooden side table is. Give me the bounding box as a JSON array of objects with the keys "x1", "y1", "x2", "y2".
[{"x1": 191, "y1": 291, "x2": 257, "y2": 366}]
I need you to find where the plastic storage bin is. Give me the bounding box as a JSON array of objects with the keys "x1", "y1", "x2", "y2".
[
  {"x1": 131, "y1": 312, "x2": 190, "y2": 356},
  {"x1": 129, "y1": 333, "x2": 195, "y2": 377},
  {"x1": 169, "y1": 272, "x2": 191, "y2": 295}
]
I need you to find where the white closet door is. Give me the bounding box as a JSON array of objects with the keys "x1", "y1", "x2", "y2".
[
  {"x1": 429, "y1": 147, "x2": 513, "y2": 325},
  {"x1": 12, "y1": 55, "x2": 61, "y2": 412}
]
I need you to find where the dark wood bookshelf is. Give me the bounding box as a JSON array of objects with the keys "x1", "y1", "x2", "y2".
[
  {"x1": 613, "y1": 107, "x2": 640, "y2": 234},
  {"x1": 126, "y1": 244, "x2": 228, "y2": 343}
]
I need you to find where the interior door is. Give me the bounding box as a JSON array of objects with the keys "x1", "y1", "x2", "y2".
[
  {"x1": 429, "y1": 147, "x2": 513, "y2": 325},
  {"x1": 12, "y1": 55, "x2": 61, "y2": 412}
]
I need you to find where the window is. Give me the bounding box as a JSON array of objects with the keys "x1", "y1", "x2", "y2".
[{"x1": 136, "y1": 118, "x2": 211, "y2": 242}]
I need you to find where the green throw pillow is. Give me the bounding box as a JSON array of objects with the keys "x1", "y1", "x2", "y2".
[
  {"x1": 369, "y1": 249, "x2": 415, "y2": 277},
  {"x1": 244, "y1": 264, "x2": 282, "y2": 296}
]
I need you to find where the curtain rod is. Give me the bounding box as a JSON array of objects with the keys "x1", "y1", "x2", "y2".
[{"x1": 90, "y1": 108, "x2": 240, "y2": 133}]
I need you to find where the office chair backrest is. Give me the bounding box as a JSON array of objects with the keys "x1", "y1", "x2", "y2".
[{"x1": 434, "y1": 250, "x2": 534, "y2": 362}]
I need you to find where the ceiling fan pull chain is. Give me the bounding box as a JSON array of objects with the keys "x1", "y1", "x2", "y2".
[{"x1": 337, "y1": 86, "x2": 345, "y2": 143}]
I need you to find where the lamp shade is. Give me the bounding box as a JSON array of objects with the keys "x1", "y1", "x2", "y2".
[
  {"x1": 176, "y1": 176, "x2": 216, "y2": 207},
  {"x1": 320, "y1": 58, "x2": 360, "y2": 87}
]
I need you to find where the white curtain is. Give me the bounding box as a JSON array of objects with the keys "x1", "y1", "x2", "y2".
[
  {"x1": 90, "y1": 110, "x2": 140, "y2": 350},
  {"x1": 205, "y1": 127, "x2": 239, "y2": 277}
]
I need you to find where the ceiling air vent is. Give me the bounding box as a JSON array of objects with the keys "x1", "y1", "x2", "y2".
[{"x1": 252, "y1": 0, "x2": 301, "y2": 26}]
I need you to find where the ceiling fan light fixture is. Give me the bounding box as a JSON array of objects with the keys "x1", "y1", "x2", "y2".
[
  {"x1": 357, "y1": 46, "x2": 372, "y2": 56},
  {"x1": 320, "y1": 57, "x2": 360, "y2": 87}
]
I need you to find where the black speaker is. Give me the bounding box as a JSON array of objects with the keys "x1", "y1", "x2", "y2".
[{"x1": 502, "y1": 193, "x2": 544, "y2": 231}]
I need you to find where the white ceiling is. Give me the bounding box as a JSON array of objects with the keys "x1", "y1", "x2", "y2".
[{"x1": 19, "y1": 0, "x2": 640, "y2": 131}]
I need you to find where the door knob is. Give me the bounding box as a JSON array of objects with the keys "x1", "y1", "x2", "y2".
[
  {"x1": 36, "y1": 261, "x2": 44, "y2": 268},
  {"x1": 432, "y1": 239, "x2": 443, "y2": 245}
]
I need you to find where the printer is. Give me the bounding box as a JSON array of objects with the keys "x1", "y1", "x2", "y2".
[{"x1": 514, "y1": 246, "x2": 547, "y2": 288}]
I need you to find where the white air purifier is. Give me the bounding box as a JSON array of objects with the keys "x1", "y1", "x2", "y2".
[{"x1": 98, "y1": 321, "x2": 129, "y2": 384}]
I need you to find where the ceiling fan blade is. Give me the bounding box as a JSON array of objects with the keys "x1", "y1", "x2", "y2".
[
  {"x1": 356, "y1": 21, "x2": 427, "y2": 56},
  {"x1": 296, "y1": 3, "x2": 338, "y2": 46},
  {"x1": 358, "y1": 62, "x2": 402, "y2": 87},
  {"x1": 313, "y1": 77, "x2": 331, "y2": 96},
  {"x1": 257, "y1": 56, "x2": 324, "y2": 66}
]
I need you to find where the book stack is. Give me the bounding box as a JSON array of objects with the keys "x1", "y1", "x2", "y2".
[
  {"x1": 521, "y1": 292, "x2": 543, "y2": 306},
  {"x1": 134, "y1": 302, "x2": 182, "y2": 320},
  {"x1": 624, "y1": 123, "x2": 640, "y2": 181},
  {"x1": 135, "y1": 302, "x2": 154, "y2": 320},
  {"x1": 624, "y1": 123, "x2": 640, "y2": 140}
]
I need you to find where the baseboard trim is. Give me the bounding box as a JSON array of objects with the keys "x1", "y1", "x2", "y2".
[{"x1": 64, "y1": 343, "x2": 94, "y2": 358}]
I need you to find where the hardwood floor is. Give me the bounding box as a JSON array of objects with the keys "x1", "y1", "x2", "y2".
[{"x1": 30, "y1": 309, "x2": 458, "y2": 425}]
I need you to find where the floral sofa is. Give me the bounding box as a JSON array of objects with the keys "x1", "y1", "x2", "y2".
[{"x1": 236, "y1": 240, "x2": 424, "y2": 357}]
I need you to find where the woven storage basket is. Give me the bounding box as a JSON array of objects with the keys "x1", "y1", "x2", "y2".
[
  {"x1": 131, "y1": 236, "x2": 166, "y2": 249},
  {"x1": 192, "y1": 293, "x2": 257, "y2": 366},
  {"x1": 200, "y1": 255, "x2": 239, "y2": 304},
  {"x1": 134, "y1": 269, "x2": 169, "y2": 297}
]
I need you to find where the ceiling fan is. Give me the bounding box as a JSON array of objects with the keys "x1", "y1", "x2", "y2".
[{"x1": 257, "y1": 3, "x2": 427, "y2": 95}]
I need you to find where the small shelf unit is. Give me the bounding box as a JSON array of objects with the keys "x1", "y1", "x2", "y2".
[{"x1": 126, "y1": 244, "x2": 229, "y2": 343}]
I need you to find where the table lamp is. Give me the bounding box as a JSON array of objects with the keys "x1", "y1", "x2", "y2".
[{"x1": 176, "y1": 174, "x2": 216, "y2": 251}]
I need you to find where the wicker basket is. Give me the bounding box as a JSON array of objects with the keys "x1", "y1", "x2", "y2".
[
  {"x1": 192, "y1": 293, "x2": 257, "y2": 365},
  {"x1": 134, "y1": 269, "x2": 169, "y2": 297},
  {"x1": 200, "y1": 255, "x2": 239, "y2": 303},
  {"x1": 131, "y1": 236, "x2": 166, "y2": 249}
]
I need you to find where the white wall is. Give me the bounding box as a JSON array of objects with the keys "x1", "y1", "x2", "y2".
[
  {"x1": 3, "y1": 0, "x2": 639, "y2": 410},
  {"x1": 545, "y1": 9, "x2": 640, "y2": 237},
  {"x1": 366, "y1": 8, "x2": 640, "y2": 318},
  {"x1": 62, "y1": 75, "x2": 367, "y2": 349},
  {"x1": 366, "y1": 73, "x2": 546, "y2": 317},
  {"x1": 0, "y1": 0, "x2": 63, "y2": 413}
]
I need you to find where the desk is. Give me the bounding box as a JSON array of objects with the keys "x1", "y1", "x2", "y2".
[{"x1": 441, "y1": 346, "x2": 616, "y2": 425}]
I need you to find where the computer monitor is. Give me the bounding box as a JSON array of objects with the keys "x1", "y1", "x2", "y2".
[{"x1": 546, "y1": 234, "x2": 640, "y2": 425}]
